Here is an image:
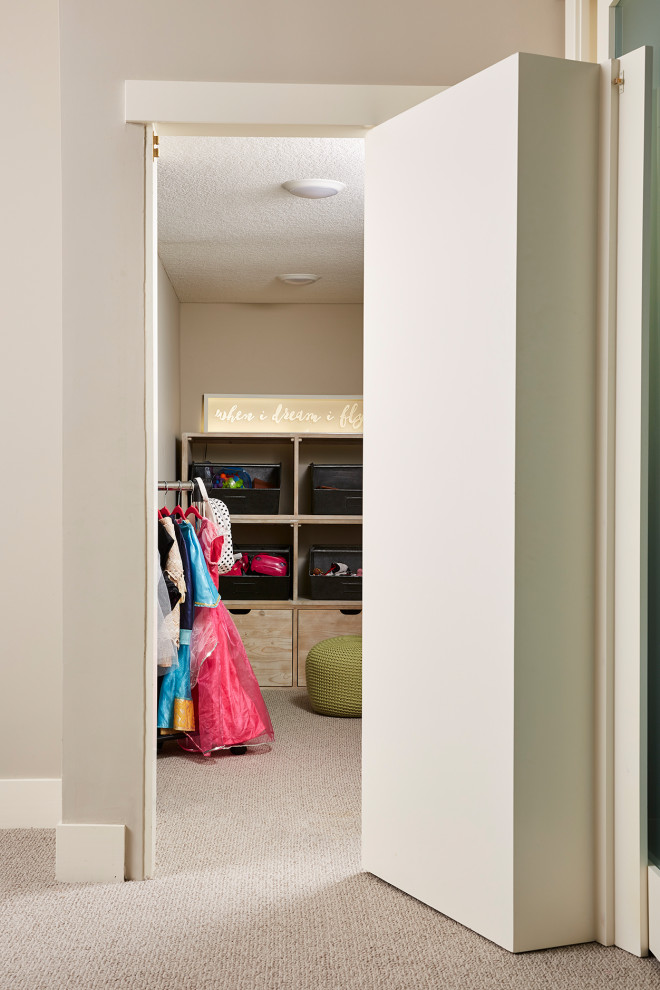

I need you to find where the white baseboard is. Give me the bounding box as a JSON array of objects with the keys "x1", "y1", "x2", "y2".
[
  {"x1": 56, "y1": 823, "x2": 125, "y2": 883},
  {"x1": 649, "y1": 866, "x2": 660, "y2": 958},
  {"x1": 0, "y1": 778, "x2": 61, "y2": 828}
]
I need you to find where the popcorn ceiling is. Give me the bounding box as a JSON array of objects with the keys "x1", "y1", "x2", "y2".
[{"x1": 158, "y1": 136, "x2": 364, "y2": 303}]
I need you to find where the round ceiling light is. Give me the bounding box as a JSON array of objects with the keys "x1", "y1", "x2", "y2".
[
  {"x1": 282, "y1": 179, "x2": 346, "y2": 199},
  {"x1": 277, "y1": 274, "x2": 321, "y2": 286}
]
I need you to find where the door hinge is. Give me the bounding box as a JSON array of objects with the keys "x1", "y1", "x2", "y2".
[
  {"x1": 153, "y1": 133, "x2": 160, "y2": 160},
  {"x1": 613, "y1": 70, "x2": 624, "y2": 92}
]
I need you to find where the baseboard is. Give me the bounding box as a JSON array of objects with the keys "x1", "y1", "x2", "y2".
[
  {"x1": 56, "y1": 823, "x2": 125, "y2": 883},
  {"x1": 649, "y1": 866, "x2": 660, "y2": 957},
  {"x1": 0, "y1": 778, "x2": 61, "y2": 828}
]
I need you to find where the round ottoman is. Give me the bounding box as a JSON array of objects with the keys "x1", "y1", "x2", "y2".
[{"x1": 305, "y1": 635, "x2": 362, "y2": 717}]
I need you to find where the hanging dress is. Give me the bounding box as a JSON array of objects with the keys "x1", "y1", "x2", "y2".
[
  {"x1": 158, "y1": 516, "x2": 186, "y2": 653},
  {"x1": 156, "y1": 552, "x2": 178, "y2": 669},
  {"x1": 181, "y1": 515, "x2": 274, "y2": 755},
  {"x1": 157, "y1": 520, "x2": 218, "y2": 731}
]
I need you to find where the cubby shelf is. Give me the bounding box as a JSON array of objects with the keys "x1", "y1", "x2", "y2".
[
  {"x1": 182, "y1": 430, "x2": 363, "y2": 611},
  {"x1": 182, "y1": 431, "x2": 363, "y2": 443},
  {"x1": 227, "y1": 515, "x2": 362, "y2": 525},
  {"x1": 222, "y1": 600, "x2": 363, "y2": 609},
  {"x1": 181, "y1": 431, "x2": 363, "y2": 686},
  {"x1": 298, "y1": 515, "x2": 363, "y2": 525}
]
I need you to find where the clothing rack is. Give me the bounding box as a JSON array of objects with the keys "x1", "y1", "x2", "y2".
[
  {"x1": 158, "y1": 481, "x2": 195, "y2": 492},
  {"x1": 156, "y1": 481, "x2": 195, "y2": 750},
  {"x1": 157, "y1": 479, "x2": 193, "y2": 744},
  {"x1": 158, "y1": 481, "x2": 196, "y2": 506},
  {"x1": 156, "y1": 480, "x2": 249, "y2": 755}
]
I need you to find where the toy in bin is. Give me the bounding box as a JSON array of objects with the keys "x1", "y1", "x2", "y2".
[
  {"x1": 212, "y1": 467, "x2": 252, "y2": 490},
  {"x1": 226, "y1": 552, "x2": 288, "y2": 577},
  {"x1": 251, "y1": 553, "x2": 287, "y2": 576},
  {"x1": 313, "y1": 561, "x2": 363, "y2": 577}
]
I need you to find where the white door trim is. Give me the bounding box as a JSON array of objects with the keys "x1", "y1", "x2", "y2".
[
  {"x1": 125, "y1": 81, "x2": 447, "y2": 130},
  {"x1": 143, "y1": 123, "x2": 158, "y2": 881},
  {"x1": 613, "y1": 44, "x2": 653, "y2": 957},
  {"x1": 649, "y1": 866, "x2": 660, "y2": 956},
  {"x1": 565, "y1": 0, "x2": 597, "y2": 61},
  {"x1": 56, "y1": 824, "x2": 125, "y2": 883},
  {"x1": 594, "y1": 55, "x2": 620, "y2": 948},
  {"x1": 598, "y1": 0, "x2": 619, "y2": 62},
  {"x1": 596, "y1": 0, "x2": 655, "y2": 957}
]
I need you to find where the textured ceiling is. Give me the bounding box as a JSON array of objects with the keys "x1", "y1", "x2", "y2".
[{"x1": 158, "y1": 136, "x2": 364, "y2": 303}]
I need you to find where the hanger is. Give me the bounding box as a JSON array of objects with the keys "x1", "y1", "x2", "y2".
[
  {"x1": 170, "y1": 505, "x2": 186, "y2": 520},
  {"x1": 159, "y1": 483, "x2": 169, "y2": 519},
  {"x1": 185, "y1": 505, "x2": 203, "y2": 522}
]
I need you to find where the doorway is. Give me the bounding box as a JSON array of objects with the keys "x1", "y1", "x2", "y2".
[{"x1": 153, "y1": 131, "x2": 366, "y2": 883}]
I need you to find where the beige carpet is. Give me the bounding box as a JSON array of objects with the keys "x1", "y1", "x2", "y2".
[{"x1": 1, "y1": 688, "x2": 660, "y2": 989}]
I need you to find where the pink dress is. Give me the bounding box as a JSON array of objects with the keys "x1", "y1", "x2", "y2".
[{"x1": 181, "y1": 517, "x2": 274, "y2": 755}]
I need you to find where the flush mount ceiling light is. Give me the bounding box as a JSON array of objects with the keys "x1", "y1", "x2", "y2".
[
  {"x1": 282, "y1": 179, "x2": 346, "y2": 199},
  {"x1": 277, "y1": 273, "x2": 321, "y2": 286}
]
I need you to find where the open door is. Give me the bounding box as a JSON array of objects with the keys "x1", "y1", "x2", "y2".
[{"x1": 362, "y1": 52, "x2": 602, "y2": 953}]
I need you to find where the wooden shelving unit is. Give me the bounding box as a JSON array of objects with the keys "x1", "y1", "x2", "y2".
[
  {"x1": 227, "y1": 515, "x2": 363, "y2": 525},
  {"x1": 181, "y1": 431, "x2": 363, "y2": 686}
]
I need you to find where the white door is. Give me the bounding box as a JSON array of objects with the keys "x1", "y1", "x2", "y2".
[{"x1": 363, "y1": 52, "x2": 604, "y2": 953}]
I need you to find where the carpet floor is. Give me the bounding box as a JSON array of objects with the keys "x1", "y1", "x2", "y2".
[{"x1": 1, "y1": 688, "x2": 660, "y2": 989}]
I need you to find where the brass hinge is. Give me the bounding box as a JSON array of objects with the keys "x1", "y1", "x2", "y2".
[
  {"x1": 153, "y1": 133, "x2": 160, "y2": 160},
  {"x1": 613, "y1": 70, "x2": 624, "y2": 91}
]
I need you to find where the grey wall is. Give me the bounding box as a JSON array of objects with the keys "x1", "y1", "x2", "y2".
[
  {"x1": 180, "y1": 303, "x2": 363, "y2": 433},
  {"x1": 1, "y1": 2, "x2": 62, "y2": 780},
  {"x1": 158, "y1": 260, "x2": 181, "y2": 487}
]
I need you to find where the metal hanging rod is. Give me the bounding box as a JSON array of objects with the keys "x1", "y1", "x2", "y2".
[{"x1": 158, "y1": 481, "x2": 195, "y2": 492}]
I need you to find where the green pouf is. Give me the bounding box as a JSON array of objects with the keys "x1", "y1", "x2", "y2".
[{"x1": 305, "y1": 635, "x2": 362, "y2": 718}]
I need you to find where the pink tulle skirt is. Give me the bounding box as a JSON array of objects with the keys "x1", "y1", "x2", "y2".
[{"x1": 180, "y1": 602, "x2": 274, "y2": 755}]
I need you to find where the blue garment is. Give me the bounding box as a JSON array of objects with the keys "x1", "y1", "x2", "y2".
[
  {"x1": 179, "y1": 521, "x2": 220, "y2": 608},
  {"x1": 157, "y1": 520, "x2": 219, "y2": 731},
  {"x1": 157, "y1": 629, "x2": 193, "y2": 729}
]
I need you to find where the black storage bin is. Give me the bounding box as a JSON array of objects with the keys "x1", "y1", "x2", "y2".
[
  {"x1": 218, "y1": 544, "x2": 292, "y2": 601},
  {"x1": 311, "y1": 464, "x2": 363, "y2": 515},
  {"x1": 309, "y1": 545, "x2": 362, "y2": 600},
  {"x1": 191, "y1": 462, "x2": 281, "y2": 514}
]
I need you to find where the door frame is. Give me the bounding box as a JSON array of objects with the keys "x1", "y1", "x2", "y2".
[
  {"x1": 568, "y1": 0, "x2": 652, "y2": 955},
  {"x1": 143, "y1": 122, "x2": 158, "y2": 880},
  {"x1": 597, "y1": 0, "x2": 654, "y2": 958},
  {"x1": 125, "y1": 82, "x2": 447, "y2": 132},
  {"x1": 565, "y1": 0, "x2": 597, "y2": 61},
  {"x1": 563, "y1": 0, "x2": 617, "y2": 63}
]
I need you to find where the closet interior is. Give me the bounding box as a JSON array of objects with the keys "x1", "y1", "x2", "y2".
[{"x1": 155, "y1": 133, "x2": 364, "y2": 744}]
